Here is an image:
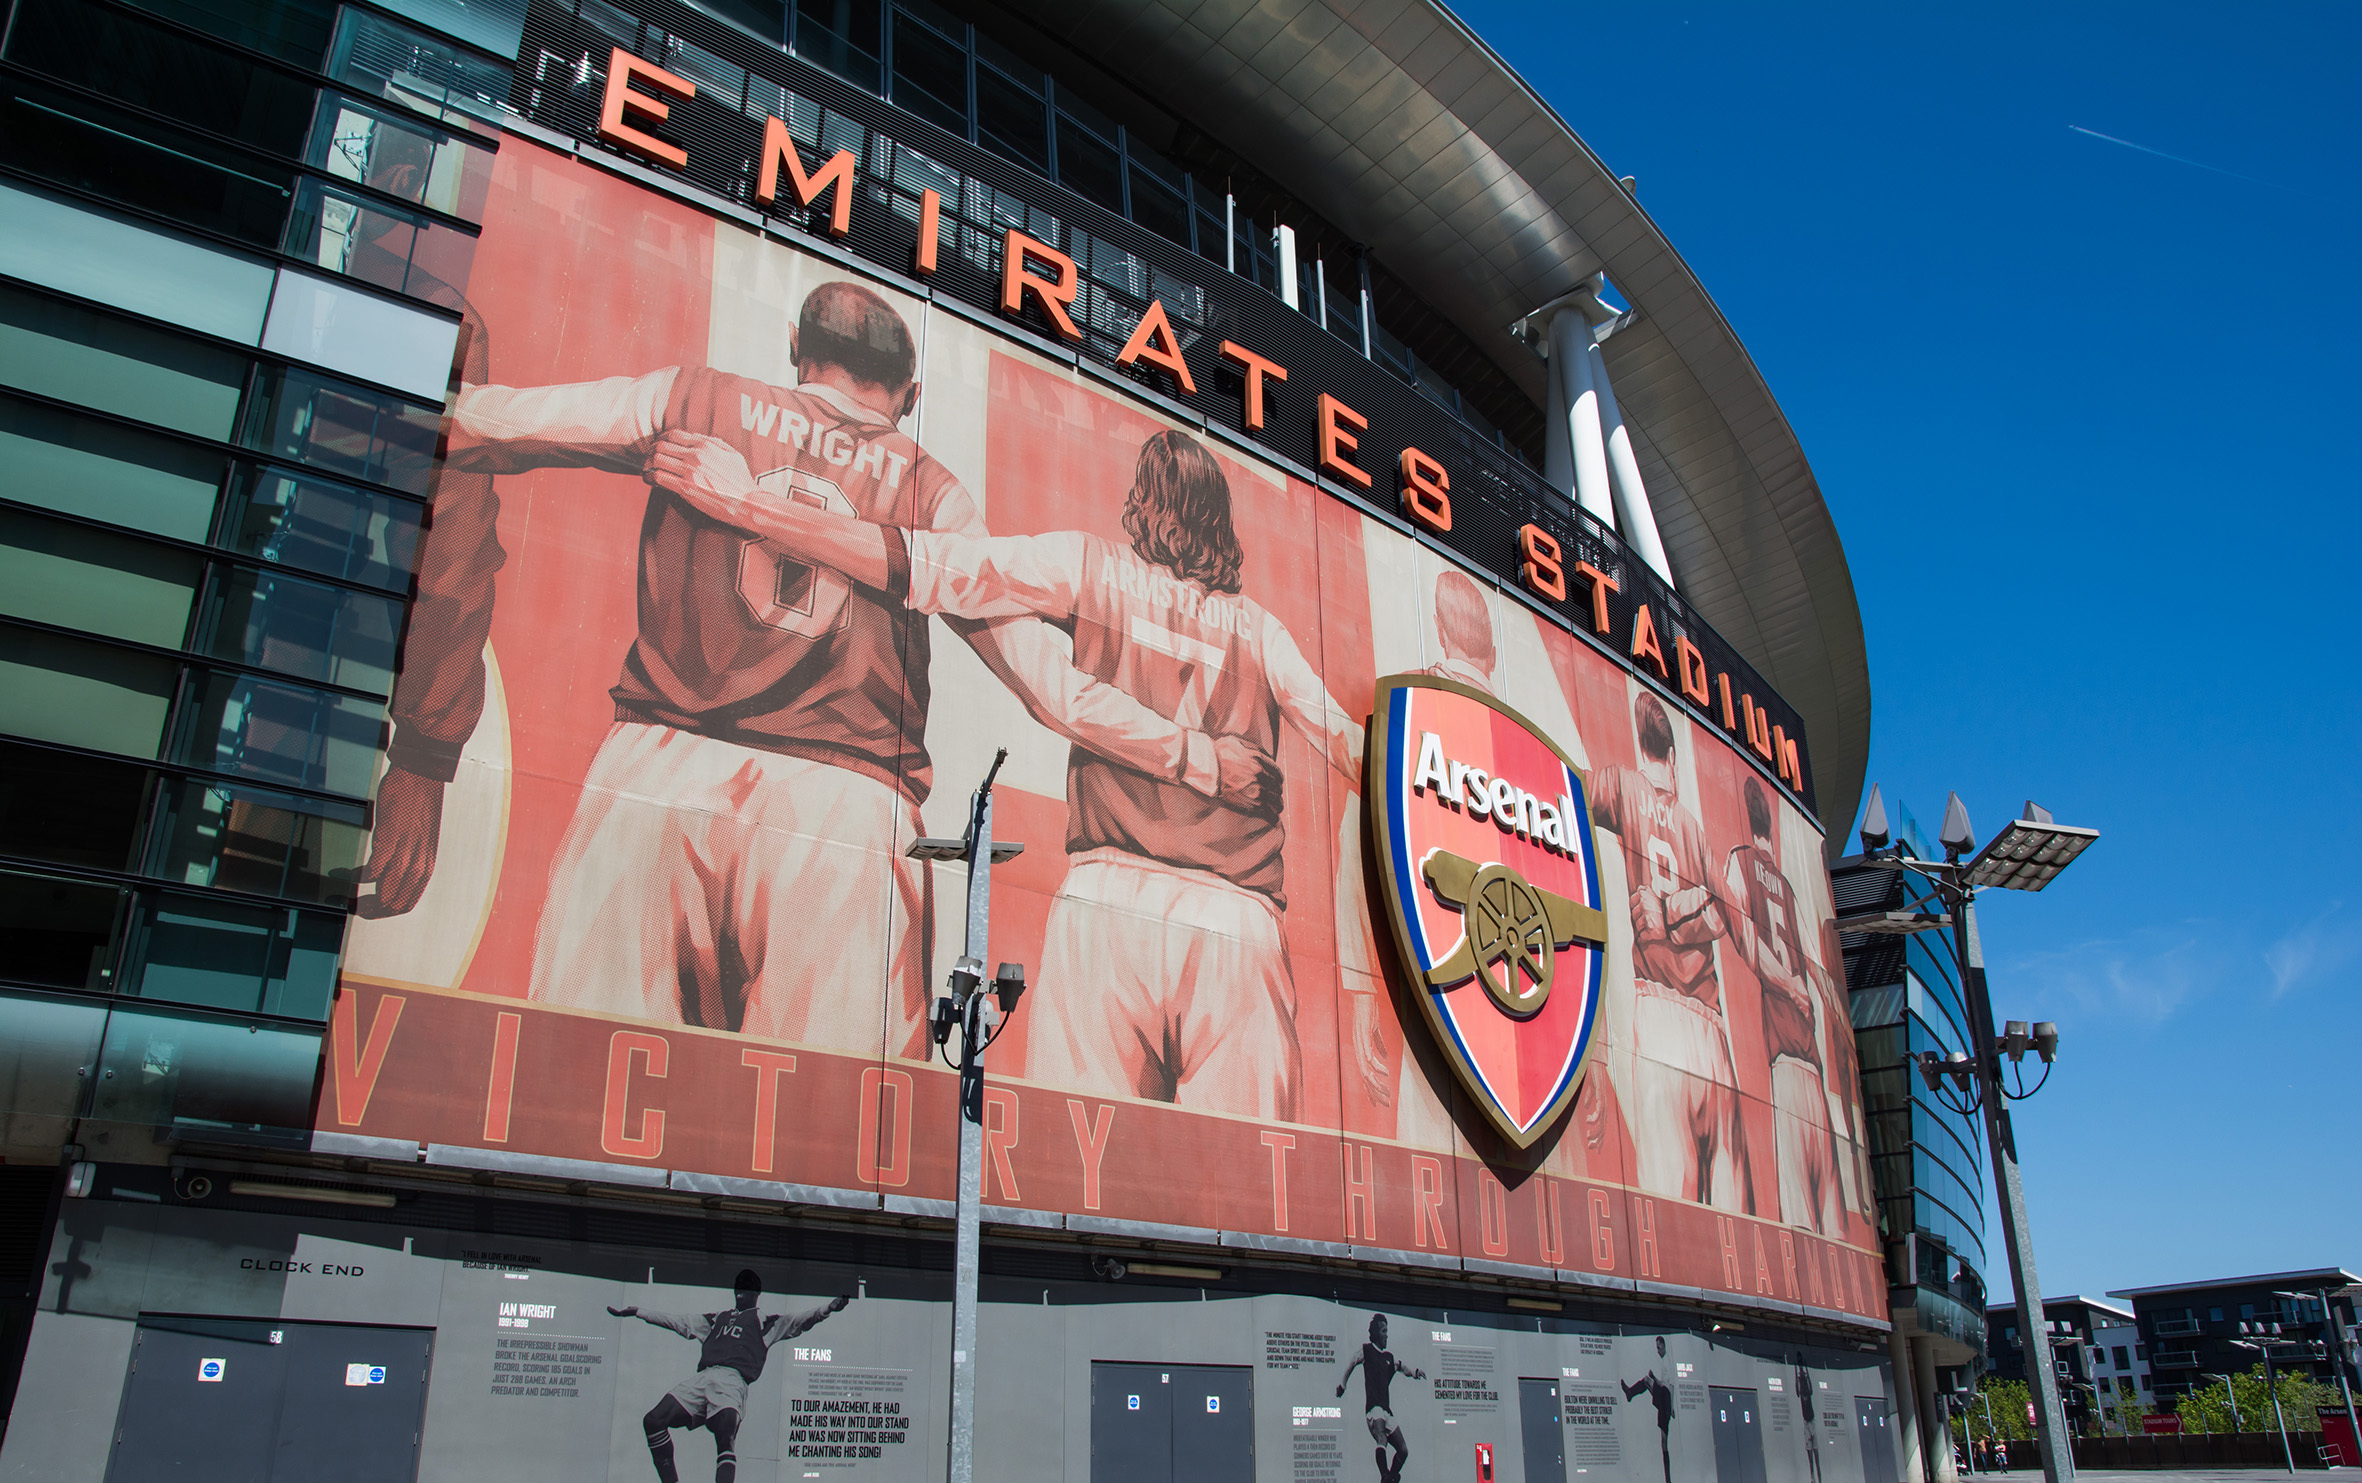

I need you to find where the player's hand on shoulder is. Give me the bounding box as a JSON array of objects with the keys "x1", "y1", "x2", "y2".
[
  {"x1": 1211, "y1": 734, "x2": 1282, "y2": 817},
  {"x1": 1335, "y1": 1383, "x2": 1347, "y2": 1397},
  {"x1": 646, "y1": 430, "x2": 762, "y2": 527}
]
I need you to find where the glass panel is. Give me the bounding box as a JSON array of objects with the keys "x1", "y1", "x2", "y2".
[
  {"x1": 1127, "y1": 170, "x2": 1188, "y2": 248},
  {"x1": 258, "y1": 270, "x2": 460, "y2": 402},
  {"x1": 0, "y1": 285, "x2": 249, "y2": 442},
  {"x1": 975, "y1": 65, "x2": 1046, "y2": 172},
  {"x1": 0, "y1": 181, "x2": 276, "y2": 346},
  {"x1": 1055, "y1": 117, "x2": 1121, "y2": 213},
  {"x1": 0, "y1": 79, "x2": 297, "y2": 249},
  {"x1": 691, "y1": 0, "x2": 786, "y2": 43},
  {"x1": 0, "y1": 988, "x2": 108, "y2": 1145},
  {"x1": 125, "y1": 891, "x2": 341, "y2": 1018},
  {"x1": 329, "y1": 7, "x2": 517, "y2": 121},
  {"x1": 197, "y1": 564, "x2": 403, "y2": 696},
  {"x1": 216, "y1": 462, "x2": 422, "y2": 590},
  {"x1": 357, "y1": 0, "x2": 528, "y2": 69},
  {"x1": 115, "y1": 0, "x2": 334, "y2": 66},
  {"x1": 89, "y1": 1000, "x2": 324, "y2": 1141},
  {"x1": 4, "y1": 0, "x2": 318, "y2": 156},
  {"x1": 1052, "y1": 85, "x2": 1115, "y2": 141},
  {"x1": 794, "y1": 0, "x2": 882, "y2": 90},
  {"x1": 0, "y1": 740, "x2": 151, "y2": 873},
  {"x1": 148, "y1": 776, "x2": 367, "y2": 907},
  {"x1": 305, "y1": 93, "x2": 496, "y2": 224},
  {"x1": 0, "y1": 866, "x2": 127, "y2": 991},
  {"x1": 0, "y1": 625, "x2": 178, "y2": 758},
  {"x1": 238, "y1": 366, "x2": 443, "y2": 496},
  {"x1": 0, "y1": 396, "x2": 226, "y2": 543},
  {"x1": 283, "y1": 179, "x2": 481, "y2": 311},
  {"x1": 1126, "y1": 138, "x2": 1186, "y2": 192},
  {"x1": 0, "y1": 510, "x2": 204, "y2": 649},
  {"x1": 890, "y1": 15, "x2": 967, "y2": 134},
  {"x1": 170, "y1": 666, "x2": 386, "y2": 797}
]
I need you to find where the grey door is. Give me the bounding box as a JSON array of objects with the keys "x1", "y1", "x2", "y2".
[
  {"x1": 1710, "y1": 1387, "x2": 1766, "y2": 1483},
  {"x1": 1092, "y1": 1361, "x2": 1253, "y2": 1483},
  {"x1": 1855, "y1": 1397, "x2": 1896, "y2": 1483},
  {"x1": 1518, "y1": 1378, "x2": 1566, "y2": 1483},
  {"x1": 1170, "y1": 1365, "x2": 1252, "y2": 1481},
  {"x1": 105, "y1": 1317, "x2": 431, "y2": 1483}
]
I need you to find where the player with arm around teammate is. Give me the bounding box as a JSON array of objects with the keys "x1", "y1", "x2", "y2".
[
  {"x1": 1723, "y1": 777, "x2": 1841, "y2": 1234},
  {"x1": 645, "y1": 426, "x2": 1358, "y2": 1120},
  {"x1": 1336, "y1": 1315, "x2": 1425, "y2": 1483},
  {"x1": 434, "y1": 282, "x2": 1268, "y2": 1053},
  {"x1": 1586, "y1": 691, "x2": 1752, "y2": 1212},
  {"x1": 609, "y1": 1270, "x2": 848, "y2": 1483}
]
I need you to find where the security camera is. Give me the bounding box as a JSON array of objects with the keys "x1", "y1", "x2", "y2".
[{"x1": 1092, "y1": 1256, "x2": 1128, "y2": 1281}]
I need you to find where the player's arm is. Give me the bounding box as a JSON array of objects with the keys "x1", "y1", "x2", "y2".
[
  {"x1": 1335, "y1": 1353, "x2": 1363, "y2": 1397},
  {"x1": 606, "y1": 1305, "x2": 704, "y2": 1340},
  {"x1": 1588, "y1": 769, "x2": 1625, "y2": 834},
  {"x1": 444, "y1": 369, "x2": 681, "y2": 473},
  {"x1": 769, "y1": 1294, "x2": 852, "y2": 1344},
  {"x1": 1720, "y1": 849, "x2": 1767, "y2": 970},
  {"x1": 1260, "y1": 611, "x2": 1362, "y2": 781}
]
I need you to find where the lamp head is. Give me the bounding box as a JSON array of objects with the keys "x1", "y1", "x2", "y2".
[
  {"x1": 1860, "y1": 783, "x2": 1891, "y2": 853},
  {"x1": 1940, "y1": 792, "x2": 1976, "y2": 860},
  {"x1": 2031, "y1": 1022, "x2": 2060, "y2": 1062},
  {"x1": 993, "y1": 962, "x2": 1027, "y2": 1015}
]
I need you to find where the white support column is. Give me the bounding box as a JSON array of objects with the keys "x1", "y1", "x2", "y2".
[
  {"x1": 1547, "y1": 307, "x2": 1616, "y2": 528},
  {"x1": 1588, "y1": 339, "x2": 1674, "y2": 585},
  {"x1": 1891, "y1": 1327, "x2": 1931, "y2": 1483}
]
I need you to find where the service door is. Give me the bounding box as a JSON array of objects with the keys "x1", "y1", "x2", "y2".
[
  {"x1": 1092, "y1": 1361, "x2": 1253, "y2": 1483},
  {"x1": 1854, "y1": 1397, "x2": 1896, "y2": 1483},
  {"x1": 1517, "y1": 1378, "x2": 1565, "y2": 1483},
  {"x1": 104, "y1": 1316, "x2": 432, "y2": 1483},
  {"x1": 1171, "y1": 1365, "x2": 1252, "y2": 1482},
  {"x1": 1709, "y1": 1387, "x2": 1766, "y2": 1483}
]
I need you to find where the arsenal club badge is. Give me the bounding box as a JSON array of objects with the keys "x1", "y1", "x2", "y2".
[{"x1": 1367, "y1": 675, "x2": 1609, "y2": 1148}]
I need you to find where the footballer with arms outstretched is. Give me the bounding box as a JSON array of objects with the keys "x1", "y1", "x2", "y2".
[
  {"x1": 1724, "y1": 778, "x2": 1841, "y2": 1233},
  {"x1": 610, "y1": 1270, "x2": 847, "y2": 1483},
  {"x1": 430, "y1": 282, "x2": 1271, "y2": 1054},
  {"x1": 1587, "y1": 691, "x2": 1753, "y2": 1212},
  {"x1": 644, "y1": 424, "x2": 1359, "y2": 1120}
]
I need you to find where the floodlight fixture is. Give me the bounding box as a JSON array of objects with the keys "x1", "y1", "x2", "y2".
[
  {"x1": 2001, "y1": 1021, "x2": 2032, "y2": 1061},
  {"x1": 1964, "y1": 813, "x2": 2099, "y2": 892},
  {"x1": 1859, "y1": 782, "x2": 1890, "y2": 852},
  {"x1": 993, "y1": 962, "x2": 1026, "y2": 1015},
  {"x1": 988, "y1": 841, "x2": 1024, "y2": 864},
  {"x1": 1834, "y1": 909, "x2": 1951, "y2": 936},
  {"x1": 1939, "y1": 792, "x2": 1977, "y2": 859},
  {"x1": 907, "y1": 836, "x2": 969, "y2": 861},
  {"x1": 948, "y1": 956, "x2": 983, "y2": 1002},
  {"x1": 2030, "y1": 1023, "x2": 2059, "y2": 1062}
]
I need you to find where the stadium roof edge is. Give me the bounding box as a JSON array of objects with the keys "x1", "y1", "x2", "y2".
[{"x1": 1021, "y1": 0, "x2": 1870, "y2": 846}]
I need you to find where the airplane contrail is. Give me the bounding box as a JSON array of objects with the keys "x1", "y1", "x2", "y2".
[{"x1": 2067, "y1": 124, "x2": 2304, "y2": 194}]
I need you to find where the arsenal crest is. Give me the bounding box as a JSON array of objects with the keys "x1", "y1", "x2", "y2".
[{"x1": 1367, "y1": 675, "x2": 1608, "y2": 1148}]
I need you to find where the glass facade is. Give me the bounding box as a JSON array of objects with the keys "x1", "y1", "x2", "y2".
[
  {"x1": 0, "y1": 0, "x2": 498, "y2": 1150},
  {"x1": 1837, "y1": 830, "x2": 1991, "y2": 1374}
]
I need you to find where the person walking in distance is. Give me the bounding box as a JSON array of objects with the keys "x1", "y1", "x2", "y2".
[
  {"x1": 609, "y1": 1270, "x2": 848, "y2": 1483},
  {"x1": 1621, "y1": 1336, "x2": 1676, "y2": 1483},
  {"x1": 645, "y1": 425, "x2": 1359, "y2": 1120},
  {"x1": 1337, "y1": 1315, "x2": 1426, "y2": 1483}
]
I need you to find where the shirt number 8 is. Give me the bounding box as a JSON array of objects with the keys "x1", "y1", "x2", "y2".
[{"x1": 737, "y1": 467, "x2": 852, "y2": 638}]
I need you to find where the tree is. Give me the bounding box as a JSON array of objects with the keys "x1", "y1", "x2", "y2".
[
  {"x1": 1954, "y1": 1378, "x2": 2034, "y2": 1447},
  {"x1": 2177, "y1": 1364, "x2": 2340, "y2": 1435},
  {"x1": 2099, "y1": 1377, "x2": 2147, "y2": 1436}
]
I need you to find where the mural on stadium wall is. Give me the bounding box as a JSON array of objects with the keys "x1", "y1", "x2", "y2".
[{"x1": 330, "y1": 137, "x2": 1880, "y2": 1318}]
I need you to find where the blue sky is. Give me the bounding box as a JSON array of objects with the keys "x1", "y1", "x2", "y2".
[{"x1": 1455, "y1": 1, "x2": 2362, "y2": 1299}]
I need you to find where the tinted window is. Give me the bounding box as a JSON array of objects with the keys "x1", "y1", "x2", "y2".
[
  {"x1": 0, "y1": 867, "x2": 127, "y2": 991},
  {"x1": 6, "y1": 0, "x2": 318, "y2": 156},
  {"x1": 0, "y1": 510, "x2": 204, "y2": 649},
  {"x1": 116, "y1": 0, "x2": 333, "y2": 66},
  {"x1": 891, "y1": 15, "x2": 966, "y2": 134},
  {"x1": 0, "y1": 741, "x2": 152, "y2": 873},
  {"x1": 216, "y1": 462, "x2": 422, "y2": 590},
  {"x1": 197, "y1": 563, "x2": 403, "y2": 695},
  {"x1": 975, "y1": 66, "x2": 1046, "y2": 172},
  {"x1": 796, "y1": 0, "x2": 882, "y2": 89},
  {"x1": 0, "y1": 395, "x2": 227, "y2": 543},
  {"x1": 148, "y1": 775, "x2": 367, "y2": 907},
  {"x1": 0, "y1": 284, "x2": 248, "y2": 441},
  {"x1": 170, "y1": 665, "x2": 386, "y2": 797},
  {"x1": 0, "y1": 79, "x2": 296, "y2": 247},
  {"x1": 0, "y1": 623, "x2": 179, "y2": 758},
  {"x1": 238, "y1": 366, "x2": 442, "y2": 495},
  {"x1": 91, "y1": 1000, "x2": 328, "y2": 1140},
  {"x1": 1055, "y1": 118, "x2": 1121, "y2": 214}
]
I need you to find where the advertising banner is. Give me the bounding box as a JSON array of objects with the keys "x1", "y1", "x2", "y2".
[{"x1": 333, "y1": 138, "x2": 1880, "y2": 1319}]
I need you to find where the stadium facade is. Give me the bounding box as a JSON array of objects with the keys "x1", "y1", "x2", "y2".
[{"x1": 0, "y1": 0, "x2": 1905, "y2": 1479}]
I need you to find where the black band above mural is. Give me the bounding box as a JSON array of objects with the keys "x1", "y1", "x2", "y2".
[{"x1": 502, "y1": 0, "x2": 1818, "y2": 818}]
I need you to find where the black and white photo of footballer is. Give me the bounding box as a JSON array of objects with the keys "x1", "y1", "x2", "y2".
[
  {"x1": 1620, "y1": 1335, "x2": 1676, "y2": 1483},
  {"x1": 608, "y1": 1270, "x2": 850, "y2": 1483},
  {"x1": 1795, "y1": 1359, "x2": 1822, "y2": 1483},
  {"x1": 1336, "y1": 1314, "x2": 1427, "y2": 1483}
]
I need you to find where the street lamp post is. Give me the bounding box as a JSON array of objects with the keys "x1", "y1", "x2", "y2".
[
  {"x1": 2232, "y1": 1322, "x2": 2298, "y2": 1475},
  {"x1": 906, "y1": 750, "x2": 1027, "y2": 1483},
  {"x1": 1839, "y1": 787, "x2": 2099, "y2": 1483},
  {"x1": 2204, "y1": 1373, "x2": 2242, "y2": 1435},
  {"x1": 2279, "y1": 1285, "x2": 2362, "y2": 1464}
]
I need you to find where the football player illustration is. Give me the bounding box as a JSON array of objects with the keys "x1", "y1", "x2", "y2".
[
  {"x1": 1621, "y1": 1336, "x2": 1677, "y2": 1483},
  {"x1": 426, "y1": 281, "x2": 1261, "y2": 1054},
  {"x1": 1336, "y1": 1314, "x2": 1426, "y2": 1483},
  {"x1": 609, "y1": 1271, "x2": 848, "y2": 1483},
  {"x1": 1724, "y1": 778, "x2": 1841, "y2": 1233},
  {"x1": 642, "y1": 424, "x2": 1360, "y2": 1120},
  {"x1": 1795, "y1": 1358, "x2": 1822, "y2": 1483},
  {"x1": 1587, "y1": 691, "x2": 1753, "y2": 1212}
]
